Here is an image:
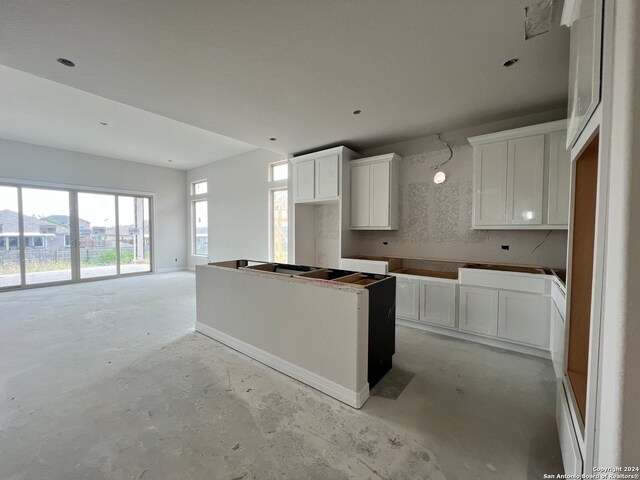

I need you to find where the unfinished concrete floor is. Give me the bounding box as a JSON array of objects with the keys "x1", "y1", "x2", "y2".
[{"x1": 0, "y1": 272, "x2": 562, "y2": 479}]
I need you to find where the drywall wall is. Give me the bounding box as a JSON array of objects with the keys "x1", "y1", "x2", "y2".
[
  {"x1": 0, "y1": 138, "x2": 187, "y2": 271},
  {"x1": 195, "y1": 264, "x2": 369, "y2": 407},
  {"x1": 185, "y1": 148, "x2": 286, "y2": 269},
  {"x1": 352, "y1": 109, "x2": 569, "y2": 268}
]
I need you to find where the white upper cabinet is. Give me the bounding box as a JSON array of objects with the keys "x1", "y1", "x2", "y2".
[
  {"x1": 349, "y1": 153, "x2": 400, "y2": 230},
  {"x1": 293, "y1": 159, "x2": 315, "y2": 202},
  {"x1": 564, "y1": 0, "x2": 603, "y2": 148},
  {"x1": 547, "y1": 131, "x2": 571, "y2": 225},
  {"x1": 506, "y1": 135, "x2": 545, "y2": 225},
  {"x1": 350, "y1": 164, "x2": 370, "y2": 227},
  {"x1": 291, "y1": 147, "x2": 359, "y2": 204},
  {"x1": 469, "y1": 120, "x2": 569, "y2": 230},
  {"x1": 474, "y1": 142, "x2": 508, "y2": 226},
  {"x1": 315, "y1": 154, "x2": 339, "y2": 200}
]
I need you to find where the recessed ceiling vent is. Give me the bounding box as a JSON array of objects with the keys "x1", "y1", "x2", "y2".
[{"x1": 57, "y1": 58, "x2": 75, "y2": 67}]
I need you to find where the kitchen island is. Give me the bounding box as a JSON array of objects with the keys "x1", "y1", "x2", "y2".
[{"x1": 195, "y1": 260, "x2": 396, "y2": 408}]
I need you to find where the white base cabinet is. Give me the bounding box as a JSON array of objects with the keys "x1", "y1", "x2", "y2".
[
  {"x1": 498, "y1": 290, "x2": 549, "y2": 348},
  {"x1": 557, "y1": 381, "x2": 584, "y2": 475},
  {"x1": 395, "y1": 274, "x2": 457, "y2": 328},
  {"x1": 396, "y1": 276, "x2": 420, "y2": 321},
  {"x1": 420, "y1": 279, "x2": 457, "y2": 328},
  {"x1": 550, "y1": 279, "x2": 567, "y2": 378},
  {"x1": 459, "y1": 286, "x2": 498, "y2": 336}
]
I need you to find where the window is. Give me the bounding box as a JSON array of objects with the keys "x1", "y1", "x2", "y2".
[
  {"x1": 271, "y1": 189, "x2": 288, "y2": 263},
  {"x1": 270, "y1": 162, "x2": 288, "y2": 182},
  {"x1": 191, "y1": 178, "x2": 208, "y2": 257},
  {"x1": 64, "y1": 234, "x2": 71, "y2": 247},
  {"x1": 268, "y1": 160, "x2": 288, "y2": 262},
  {"x1": 192, "y1": 180, "x2": 208, "y2": 195},
  {"x1": 193, "y1": 200, "x2": 208, "y2": 256}
]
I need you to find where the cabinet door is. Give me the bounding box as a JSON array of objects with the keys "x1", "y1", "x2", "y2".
[
  {"x1": 420, "y1": 280, "x2": 457, "y2": 328},
  {"x1": 459, "y1": 286, "x2": 498, "y2": 336},
  {"x1": 370, "y1": 161, "x2": 390, "y2": 227},
  {"x1": 316, "y1": 154, "x2": 339, "y2": 199},
  {"x1": 294, "y1": 159, "x2": 315, "y2": 202},
  {"x1": 473, "y1": 142, "x2": 508, "y2": 226},
  {"x1": 396, "y1": 276, "x2": 420, "y2": 321},
  {"x1": 351, "y1": 164, "x2": 370, "y2": 227},
  {"x1": 550, "y1": 302, "x2": 566, "y2": 378},
  {"x1": 548, "y1": 131, "x2": 571, "y2": 225},
  {"x1": 506, "y1": 135, "x2": 544, "y2": 224},
  {"x1": 497, "y1": 290, "x2": 549, "y2": 348}
]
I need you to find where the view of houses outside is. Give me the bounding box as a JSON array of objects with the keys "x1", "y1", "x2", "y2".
[{"x1": 0, "y1": 186, "x2": 151, "y2": 287}]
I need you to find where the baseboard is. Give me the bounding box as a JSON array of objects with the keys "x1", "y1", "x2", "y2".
[
  {"x1": 397, "y1": 318, "x2": 551, "y2": 359},
  {"x1": 156, "y1": 267, "x2": 188, "y2": 273},
  {"x1": 195, "y1": 322, "x2": 370, "y2": 408}
]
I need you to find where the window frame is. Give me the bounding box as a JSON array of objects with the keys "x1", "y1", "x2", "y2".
[
  {"x1": 191, "y1": 179, "x2": 208, "y2": 257},
  {"x1": 191, "y1": 180, "x2": 208, "y2": 196},
  {"x1": 267, "y1": 160, "x2": 289, "y2": 263}
]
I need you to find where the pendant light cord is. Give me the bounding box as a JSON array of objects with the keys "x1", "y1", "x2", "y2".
[{"x1": 431, "y1": 134, "x2": 454, "y2": 170}]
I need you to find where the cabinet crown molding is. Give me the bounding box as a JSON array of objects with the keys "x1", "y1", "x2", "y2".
[
  {"x1": 350, "y1": 153, "x2": 402, "y2": 166},
  {"x1": 468, "y1": 119, "x2": 568, "y2": 146},
  {"x1": 290, "y1": 146, "x2": 360, "y2": 163}
]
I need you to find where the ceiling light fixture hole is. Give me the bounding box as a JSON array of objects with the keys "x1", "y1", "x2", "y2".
[
  {"x1": 99, "y1": 122, "x2": 108, "y2": 126},
  {"x1": 503, "y1": 58, "x2": 519, "y2": 67},
  {"x1": 353, "y1": 109, "x2": 362, "y2": 115},
  {"x1": 269, "y1": 138, "x2": 277, "y2": 141},
  {"x1": 57, "y1": 58, "x2": 75, "y2": 67}
]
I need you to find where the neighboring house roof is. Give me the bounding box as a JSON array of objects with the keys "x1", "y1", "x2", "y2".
[
  {"x1": 44, "y1": 215, "x2": 91, "y2": 232},
  {"x1": 0, "y1": 209, "x2": 69, "y2": 236}
]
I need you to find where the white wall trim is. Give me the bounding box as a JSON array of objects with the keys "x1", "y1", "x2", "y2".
[
  {"x1": 195, "y1": 322, "x2": 370, "y2": 408},
  {"x1": 396, "y1": 319, "x2": 551, "y2": 359},
  {"x1": 157, "y1": 267, "x2": 189, "y2": 273}
]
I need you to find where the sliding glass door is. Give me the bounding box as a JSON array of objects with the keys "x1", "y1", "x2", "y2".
[
  {"x1": 78, "y1": 192, "x2": 118, "y2": 279},
  {"x1": 118, "y1": 196, "x2": 151, "y2": 274},
  {"x1": 22, "y1": 187, "x2": 72, "y2": 285},
  {"x1": 0, "y1": 182, "x2": 153, "y2": 290},
  {"x1": 0, "y1": 186, "x2": 21, "y2": 288}
]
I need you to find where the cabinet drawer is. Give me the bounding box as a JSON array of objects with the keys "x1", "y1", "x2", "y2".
[{"x1": 459, "y1": 268, "x2": 548, "y2": 294}]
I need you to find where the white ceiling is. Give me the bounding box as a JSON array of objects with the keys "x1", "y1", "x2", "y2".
[
  {"x1": 0, "y1": 0, "x2": 569, "y2": 168},
  {"x1": 0, "y1": 65, "x2": 257, "y2": 170}
]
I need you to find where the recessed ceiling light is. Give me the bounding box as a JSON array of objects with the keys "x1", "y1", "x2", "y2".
[
  {"x1": 353, "y1": 109, "x2": 362, "y2": 115},
  {"x1": 269, "y1": 137, "x2": 277, "y2": 141},
  {"x1": 99, "y1": 122, "x2": 108, "y2": 126},
  {"x1": 57, "y1": 58, "x2": 75, "y2": 67},
  {"x1": 503, "y1": 58, "x2": 519, "y2": 67}
]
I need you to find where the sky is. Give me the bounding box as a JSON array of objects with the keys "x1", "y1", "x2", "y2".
[{"x1": 0, "y1": 186, "x2": 146, "y2": 227}]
